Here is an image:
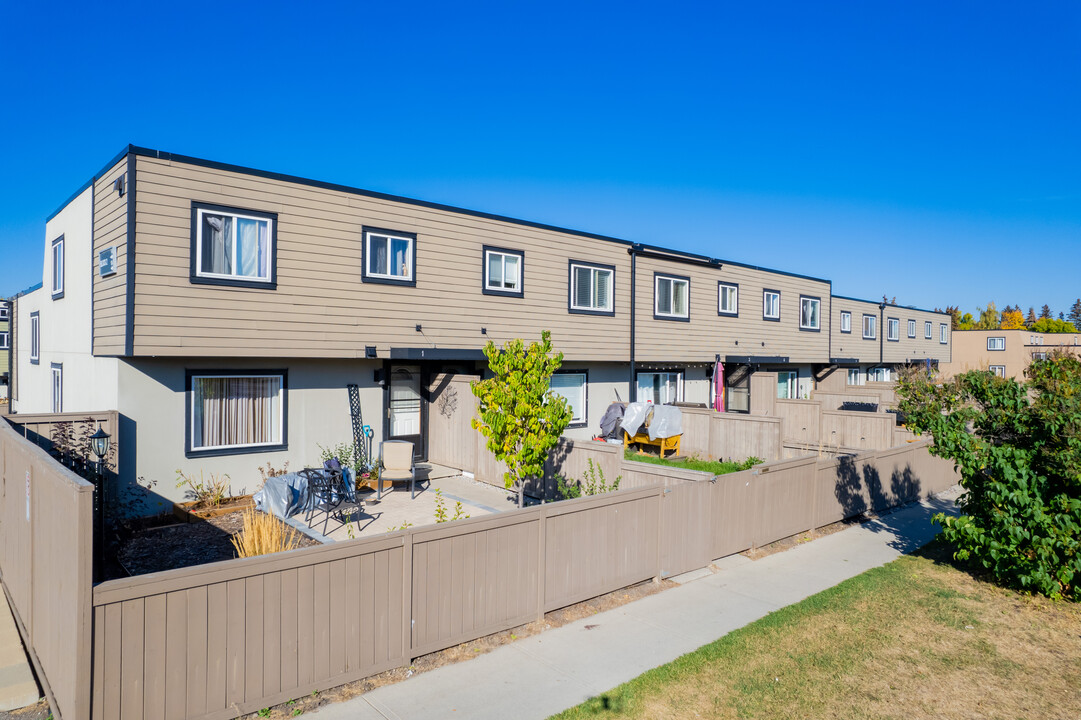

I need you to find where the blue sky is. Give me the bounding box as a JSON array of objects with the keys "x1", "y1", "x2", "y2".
[{"x1": 1, "y1": 1, "x2": 1078, "y2": 315}]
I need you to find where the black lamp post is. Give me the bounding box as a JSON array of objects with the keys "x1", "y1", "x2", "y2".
[{"x1": 89, "y1": 424, "x2": 111, "y2": 582}]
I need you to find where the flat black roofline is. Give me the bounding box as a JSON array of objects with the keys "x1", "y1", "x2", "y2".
[
  {"x1": 49, "y1": 144, "x2": 832, "y2": 286},
  {"x1": 830, "y1": 294, "x2": 949, "y2": 318}
]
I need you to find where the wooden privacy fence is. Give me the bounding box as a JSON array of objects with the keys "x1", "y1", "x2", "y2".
[
  {"x1": 0, "y1": 417, "x2": 95, "y2": 720},
  {"x1": 6, "y1": 411, "x2": 120, "y2": 474},
  {"x1": 87, "y1": 439, "x2": 957, "y2": 720}
]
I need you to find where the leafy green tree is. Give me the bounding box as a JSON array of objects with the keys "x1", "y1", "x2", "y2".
[
  {"x1": 897, "y1": 355, "x2": 1081, "y2": 600},
  {"x1": 1069, "y1": 299, "x2": 1081, "y2": 329},
  {"x1": 1030, "y1": 318, "x2": 1078, "y2": 333},
  {"x1": 471, "y1": 331, "x2": 572, "y2": 508},
  {"x1": 975, "y1": 302, "x2": 999, "y2": 330}
]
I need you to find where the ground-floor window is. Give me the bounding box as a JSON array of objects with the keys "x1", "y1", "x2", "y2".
[
  {"x1": 777, "y1": 370, "x2": 798, "y2": 399},
  {"x1": 550, "y1": 371, "x2": 587, "y2": 426},
  {"x1": 637, "y1": 371, "x2": 682, "y2": 405},
  {"x1": 51, "y1": 363, "x2": 62, "y2": 413},
  {"x1": 989, "y1": 365, "x2": 1006, "y2": 377},
  {"x1": 868, "y1": 367, "x2": 891, "y2": 382},
  {"x1": 189, "y1": 372, "x2": 286, "y2": 455},
  {"x1": 847, "y1": 368, "x2": 863, "y2": 386}
]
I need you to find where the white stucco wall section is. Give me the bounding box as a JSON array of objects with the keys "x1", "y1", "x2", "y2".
[{"x1": 14, "y1": 187, "x2": 119, "y2": 413}]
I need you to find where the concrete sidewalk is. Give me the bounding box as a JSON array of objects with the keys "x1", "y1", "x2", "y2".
[
  {"x1": 0, "y1": 589, "x2": 39, "y2": 712},
  {"x1": 311, "y1": 488, "x2": 961, "y2": 720}
]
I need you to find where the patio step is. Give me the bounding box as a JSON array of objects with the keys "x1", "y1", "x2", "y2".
[{"x1": 0, "y1": 590, "x2": 40, "y2": 711}]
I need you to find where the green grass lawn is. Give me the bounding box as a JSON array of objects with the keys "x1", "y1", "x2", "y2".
[
  {"x1": 550, "y1": 540, "x2": 1081, "y2": 720},
  {"x1": 622, "y1": 449, "x2": 758, "y2": 475}
]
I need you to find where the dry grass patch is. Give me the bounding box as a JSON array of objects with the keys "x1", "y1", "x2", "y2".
[{"x1": 553, "y1": 540, "x2": 1081, "y2": 720}]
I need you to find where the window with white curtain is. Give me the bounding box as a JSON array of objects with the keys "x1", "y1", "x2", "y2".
[
  {"x1": 887, "y1": 318, "x2": 900, "y2": 341},
  {"x1": 195, "y1": 206, "x2": 273, "y2": 283},
  {"x1": 799, "y1": 296, "x2": 821, "y2": 330},
  {"x1": 718, "y1": 282, "x2": 738, "y2": 316},
  {"x1": 655, "y1": 274, "x2": 689, "y2": 319},
  {"x1": 365, "y1": 229, "x2": 415, "y2": 283},
  {"x1": 484, "y1": 247, "x2": 523, "y2": 295},
  {"x1": 637, "y1": 371, "x2": 683, "y2": 404},
  {"x1": 569, "y1": 262, "x2": 613, "y2": 313},
  {"x1": 840, "y1": 311, "x2": 852, "y2": 333},
  {"x1": 549, "y1": 372, "x2": 587, "y2": 425},
  {"x1": 190, "y1": 374, "x2": 285, "y2": 453},
  {"x1": 763, "y1": 290, "x2": 780, "y2": 320}
]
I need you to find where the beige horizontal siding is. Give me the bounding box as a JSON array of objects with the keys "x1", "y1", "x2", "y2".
[
  {"x1": 830, "y1": 297, "x2": 882, "y2": 363},
  {"x1": 93, "y1": 158, "x2": 129, "y2": 356},
  {"x1": 132, "y1": 156, "x2": 632, "y2": 361},
  {"x1": 881, "y1": 305, "x2": 951, "y2": 363},
  {"x1": 634, "y1": 255, "x2": 831, "y2": 364}
]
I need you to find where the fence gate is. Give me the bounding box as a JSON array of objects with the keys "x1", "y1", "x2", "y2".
[{"x1": 659, "y1": 481, "x2": 714, "y2": 577}]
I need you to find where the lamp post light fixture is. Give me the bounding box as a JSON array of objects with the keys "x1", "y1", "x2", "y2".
[
  {"x1": 88, "y1": 424, "x2": 111, "y2": 582},
  {"x1": 90, "y1": 424, "x2": 111, "y2": 464}
]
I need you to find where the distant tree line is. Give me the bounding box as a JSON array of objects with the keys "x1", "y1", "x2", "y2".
[{"x1": 934, "y1": 299, "x2": 1081, "y2": 333}]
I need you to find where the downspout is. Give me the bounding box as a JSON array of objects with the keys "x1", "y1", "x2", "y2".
[
  {"x1": 628, "y1": 245, "x2": 639, "y2": 401},
  {"x1": 879, "y1": 302, "x2": 886, "y2": 365}
]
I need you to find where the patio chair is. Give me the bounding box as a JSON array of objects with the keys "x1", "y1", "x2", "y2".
[
  {"x1": 377, "y1": 440, "x2": 424, "y2": 500},
  {"x1": 300, "y1": 467, "x2": 359, "y2": 536}
]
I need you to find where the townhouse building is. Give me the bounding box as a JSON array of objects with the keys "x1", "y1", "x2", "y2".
[
  {"x1": 0, "y1": 298, "x2": 10, "y2": 396},
  {"x1": 11, "y1": 146, "x2": 952, "y2": 508},
  {"x1": 941, "y1": 329, "x2": 1081, "y2": 381}
]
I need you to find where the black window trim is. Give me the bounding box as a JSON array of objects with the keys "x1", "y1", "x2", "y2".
[
  {"x1": 798, "y1": 294, "x2": 822, "y2": 332},
  {"x1": 862, "y1": 313, "x2": 877, "y2": 340},
  {"x1": 653, "y1": 272, "x2": 691, "y2": 322},
  {"x1": 567, "y1": 259, "x2": 616, "y2": 316},
  {"x1": 907, "y1": 319, "x2": 916, "y2": 338},
  {"x1": 361, "y1": 225, "x2": 418, "y2": 288},
  {"x1": 940, "y1": 323, "x2": 949, "y2": 344},
  {"x1": 887, "y1": 316, "x2": 900, "y2": 342},
  {"x1": 762, "y1": 288, "x2": 781, "y2": 322},
  {"x1": 0, "y1": 330, "x2": 8, "y2": 351},
  {"x1": 925, "y1": 321, "x2": 933, "y2": 339},
  {"x1": 189, "y1": 201, "x2": 279, "y2": 290},
  {"x1": 839, "y1": 310, "x2": 852, "y2": 334},
  {"x1": 987, "y1": 336, "x2": 1005, "y2": 351},
  {"x1": 184, "y1": 368, "x2": 289, "y2": 458},
  {"x1": 50, "y1": 362, "x2": 63, "y2": 413},
  {"x1": 29, "y1": 311, "x2": 40, "y2": 365},
  {"x1": 717, "y1": 281, "x2": 739, "y2": 318},
  {"x1": 51, "y1": 234, "x2": 65, "y2": 300},
  {"x1": 481, "y1": 245, "x2": 525, "y2": 298},
  {"x1": 552, "y1": 368, "x2": 589, "y2": 428}
]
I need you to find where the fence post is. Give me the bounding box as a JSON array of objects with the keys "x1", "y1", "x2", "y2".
[
  {"x1": 402, "y1": 530, "x2": 413, "y2": 665},
  {"x1": 537, "y1": 505, "x2": 547, "y2": 621},
  {"x1": 655, "y1": 486, "x2": 664, "y2": 581}
]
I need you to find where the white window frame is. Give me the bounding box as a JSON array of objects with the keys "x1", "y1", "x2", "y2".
[
  {"x1": 189, "y1": 373, "x2": 285, "y2": 453},
  {"x1": 0, "y1": 331, "x2": 8, "y2": 350},
  {"x1": 550, "y1": 371, "x2": 587, "y2": 426},
  {"x1": 51, "y1": 235, "x2": 64, "y2": 297},
  {"x1": 569, "y1": 262, "x2": 614, "y2": 314},
  {"x1": 0, "y1": 306, "x2": 8, "y2": 321},
  {"x1": 51, "y1": 364, "x2": 63, "y2": 413},
  {"x1": 777, "y1": 370, "x2": 798, "y2": 399},
  {"x1": 863, "y1": 314, "x2": 877, "y2": 340},
  {"x1": 925, "y1": 321, "x2": 933, "y2": 339},
  {"x1": 907, "y1": 319, "x2": 916, "y2": 338},
  {"x1": 940, "y1": 323, "x2": 948, "y2": 344},
  {"x1": 654, "y1": 274, "x2": 690, "y2": 319},
  {"x1": 763, "y1": 290, "x2": 780, "y2": 320},
  {"x1": 887, "y1": 318, "x2": 900, "y2": 342},
  {"x1": 799, "y1": 296, "x2": 821, "y2": 330},
  {"x1": 840, "y1": 311, "x2": 851, "y2": 333},
  {"x1": 847, "y1": 368, "x2": 864, "y2": 386},
  {"x1": 483, "y1": 247, "x2": 523, "y2": 295},
  {"x1": 364, "y1": 229, "x2": 415, "y2": 282},
  {"x1": 30, "y1": 313, "x2": 39, "y2": 364},
  {"x1": 987, "y1": 337, "x2": 1005, "y2": 351},
  {"x1": 989, "y1": 365, "x2": 1006, "y2": 378},
  {"x1": 868, "y1": 366, "x2": 892, "y2": 382},
  {"x1": 637, "y1": 371, "x2": 684, "y2": 405},
  {"x1": 718, "y1": 282, "x2": 738, "y2": 316},
  {"x1": 194, "y1": 207, "x2": 274, "y2": 283},
  {"x1": 1032, "y1": 352, "x2": 1047, "y2": 361}
]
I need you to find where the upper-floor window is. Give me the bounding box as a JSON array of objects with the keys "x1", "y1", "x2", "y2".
[
  {"x1": 0, "y1": 331, "x2": 8, "y2": 350},
  {"x1": 987, "y1": 336, "x2": 1005, "y2": 351},
  {"x1": 907, "y1": 319, "x2": 916, "y2": 338},
  {"x1": 654, "y1": 274, "x2": 689, "y2": 320},
  {"x1": 51, "y1": 235, "x2": 65, "y2": 299},
  {"x1": 638, "y1": 371, "x2": 683, "y2": 404},
  {"x1": 362, "y1": 227, "x2": 416, "y2": 286},
  {"x1": 840, "y1": 311, "x2": 852, "y2": 333},
  {"x1": 763, "y1": 289, "x2": 780, "y2": 321},
  {"x1": 189, "y1": 372, "x2": 286, "y2": 456},
  {"x1": 550, "y1": 371, "x2": 587, "y2": 426},
  {"x1": 989, "y1": 365, "x2": 1006, "y2": 378},
  {"x1": 483, "y1": 246, "x2": 523, "y2": 297},
  {"x1": 868, "y1": 366, "x2": 891, "y2": 382},
  {"x1": 0, "y1": 306, "x2": 8, "y2": 321},
  {"x1": 940, "y1": 323, "x2": 948, "y2": 344},
  {"x1": 799, "y1": 296, "x2": 821, "y2": 330},
  {"x1": 925, "y1": 321, "x2": 932, "y2": 339},
  {"x1": 863, "y1": 314, "x2": 877, "y2": 340},
  {"x1": 192, "y1": 203, "x2": 277, "y2": 288},
  {"x1": 718, "y1": 282, "x2": 738, "y2": 317},
  {"x1": 568, "y1": 261, "x2": 614, "y2": 315},
  {"x1": 30, "y1": 312, "x2": 39, "y2": 365},
  {"x1": 887, "y1": 317, "x2": 900, "y2": 342}
]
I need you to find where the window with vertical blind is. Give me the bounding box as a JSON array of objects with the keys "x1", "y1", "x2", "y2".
[
  {"x1": 654, "y1": 273, "x2": 689, "y2": 319},
  {"x1": 483, "y1": 246, "x2": 524, "y2": 296},
  {"x1": 568, "y1": 261, "x2": 614, "y2": 315},
  {"x1": 549, "y1": 372, "x2": 587, "y2": 426},
  {"x1": 187, "y1": 372, "x2": 287, "y2": 456},
  {"x1": 191, "y1": 203, "x2": 277, "y2": 288}
]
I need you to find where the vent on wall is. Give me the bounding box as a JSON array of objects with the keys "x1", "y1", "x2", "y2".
[{"x1": 113, "y1": 175, "x2": 125, "y2": 197}]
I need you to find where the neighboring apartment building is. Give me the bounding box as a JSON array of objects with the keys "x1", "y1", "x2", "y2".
[
  {"x1": 11, "y1": 146, "x2": 952, "y2": 509},
  {"x1": 0, "y1": 298, "x2": 10, "y2": 397},
  {"x1": 941, "y1": 329, "x2": 1081, "y2": 381}
]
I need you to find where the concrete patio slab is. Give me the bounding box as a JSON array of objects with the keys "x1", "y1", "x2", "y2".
[{"x1": 0, "y1": 591, "x2": 39, "y2": 712}]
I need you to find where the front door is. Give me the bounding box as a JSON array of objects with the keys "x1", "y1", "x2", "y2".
[{"x1": 387, "y1": 364, "x2": 424, "y2": 459}]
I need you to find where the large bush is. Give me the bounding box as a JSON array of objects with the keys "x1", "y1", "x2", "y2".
[{"x1": 898, "y1": 355, "x2": 1081, "y2": 600}]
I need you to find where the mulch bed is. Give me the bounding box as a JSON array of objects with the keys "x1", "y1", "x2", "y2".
[{"x1": 116, "y1": 511, "x2": 320, "y2": 577}]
